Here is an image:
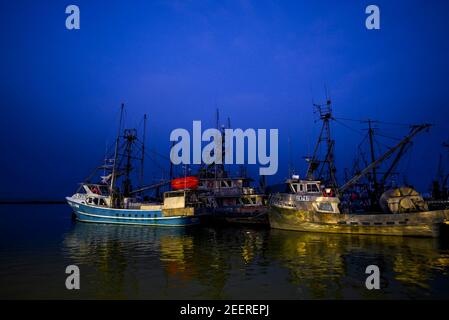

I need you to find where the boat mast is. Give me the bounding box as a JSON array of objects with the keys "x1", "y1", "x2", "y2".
[
  {"x1": 169, "y1": 141, "x2": 175, "y2": 181},
  {"x1": 123, "y1": 129, "x2": 136, "y2": 196},
  {"x1": 110, "y1": 103, "x2": 125, "y2": 207},
  {"x1": 443, "y1": 142, "x2": 449, "y2": 195},
  {"x1": 287, "y1": 133, "x2": 294, "y2": 178},
  {"x1": 443, "y1": 142, "x2": 449, "y2": 189},
  {"x1": 215, "y1": 108, "x2": 219, "y2": 180},
  {"x1": 433, "y1": 141, "x2": 449, "y2": 199},
  {"x1": 305, "y1": 97, "x2": 338, "y2": 187},
  {"x1": 367, "y1": 120, "x2": 377, "y2": 189},
  {"x1": 140, "y1": 114, "x2": 147, "y2": 189},
  {"x1": 226, "y1": 116, "x2": 231, "y2": 176}
]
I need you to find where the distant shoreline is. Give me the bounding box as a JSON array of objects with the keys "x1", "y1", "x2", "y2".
[{"x1": 0, "y1": 200, "x2": 65, "y2": 205}]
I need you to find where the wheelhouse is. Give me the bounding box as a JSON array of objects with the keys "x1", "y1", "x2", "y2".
[
  {"x1": 287, "y1": 179, "x2": 322, "y2": 194},
  {"x1": 163, "y1": 189, "x2": 205, "y2": 209},
  {"x1": 72, "y1": 183, "x2": 112, "y2": 207},
  {"x1": 81, "y1": 183, "x2": 110, "y2": 196}
]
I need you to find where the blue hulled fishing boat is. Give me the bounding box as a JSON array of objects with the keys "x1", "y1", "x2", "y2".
[
  {"x1": 66, "y1": 104, "x2": 205, "y2": 227},
  {"x1": 66, "y1": 184, "x2": 201, "y2": 226}
]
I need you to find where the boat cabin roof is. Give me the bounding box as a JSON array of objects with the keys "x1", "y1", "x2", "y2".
[
  {"x1": 80, "y1": 183, "x2": 110, "y2": 196},
  {"x1": 164, "y1": 189, "x2": 195, "y2": 198},
  {"x1": 286, "y1": 178, "x2": 320, "y2": 184},
  {"x1": 286, "y1": 179, "x2": 322, "y2": 194},
  {"x1": 199, "y1": 177, "x2": 253, "y2": 182}
]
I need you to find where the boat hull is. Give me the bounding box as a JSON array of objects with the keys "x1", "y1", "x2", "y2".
[
  {"x1": 209, "y1": 206, "x2": 269, "y2": 226},
  {"x1": 66, "y1": 198, "x2": 201, "y2": 227},
  {"x1": 268, "y1": 205, "x2": 449, "y2": 237}
]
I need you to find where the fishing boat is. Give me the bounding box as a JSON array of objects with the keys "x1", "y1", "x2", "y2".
[
  {"x1": 197, "y1": 175, "x2": 268, "y2": 225},
  {"x1": 66, "y1": 184, "x2": 201, "y2": 226},
  {"x1": 190, "y1": 110, "x2": 269, "y2": 225},
  {"x1": 268, "y1": 99, "x2": 449, "y2": 237},
  {"x1": 269, "y1": 177, "x2": 449, "y2": 237},
  {"x1": 66, "y1": 104, "x2": 203, "y2": 227}
]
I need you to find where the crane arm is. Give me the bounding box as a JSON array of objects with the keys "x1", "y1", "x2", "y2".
[{"x1": 339, "y1": 124, "x2": 431, "y2": 193}]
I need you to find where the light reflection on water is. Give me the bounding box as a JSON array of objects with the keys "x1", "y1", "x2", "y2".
[{"x1": 1, "y1": 205, "x2": 449, "y2": 299}]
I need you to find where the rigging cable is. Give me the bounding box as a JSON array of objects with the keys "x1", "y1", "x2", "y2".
[{"x1": 333, "y1": 118, "x2": 365, "y2": 136}]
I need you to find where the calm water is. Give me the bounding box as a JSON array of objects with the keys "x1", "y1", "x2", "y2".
[{"x1": 1, "y1": 204, "x2": 449, "y2": 299}]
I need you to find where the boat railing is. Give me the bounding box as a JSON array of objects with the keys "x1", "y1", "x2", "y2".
[
  {"x1": 242, "y1": 187, "x2": 257, "y2": 195},
  {"x1": 213, "y1": 187, "x2": 242, "y2": 197},
  {"x1": 124, "y1": 202, "x2": 142, "y2": 209}
]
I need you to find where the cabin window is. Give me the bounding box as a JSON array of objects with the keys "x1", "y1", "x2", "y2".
[
  {"x1": 307, "y1": 184, "x2": 320, "y2": 193},
  {"x1": 291, "y1": 184, "x2": 298, "y2": 193},
  {"x1": 99, "y1": 186, "x2": 109, "y2": 195},
  {"x1": 99, "y1": 199, "x2": 106, "y2": 206},
  {"x1": 220, "y1": 180, "x2": 232, "y2": 188},
  {"x1": 299, "y1": 184, "x2": 304, "y2": 192},
  {"x1": 318, "y1": 202, "x2": 333, "y2": 212},
  {"x1": 165, "y1": 191, "x2": 184, "y2": 198}
]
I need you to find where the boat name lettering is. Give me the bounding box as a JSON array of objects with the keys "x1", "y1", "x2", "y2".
[{"x1": 296, "y1": 195, "x2": 310, "y2": 201}]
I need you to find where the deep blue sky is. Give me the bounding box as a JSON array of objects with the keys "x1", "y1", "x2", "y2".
[{"x1": 1, "y1": 0, "x2": 448, "y2": 200}]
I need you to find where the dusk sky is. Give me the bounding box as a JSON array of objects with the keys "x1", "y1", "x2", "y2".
[{"x1": 1, "y1": 0, "x2": 448, "y2": 200}]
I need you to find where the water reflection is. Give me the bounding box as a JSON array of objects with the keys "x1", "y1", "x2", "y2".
[
  {"x1": 267, "y1": 230, "x2": 449, "y2": 299},
  {"x1": 3, "y1": 205, "x2": 448, "y2": 299},
  {"x1": 62, "y1": 222, "x2": 449, "y2": 299},
  {"x1": 62, "y1": 223, "x2": 270, "y2": 299}
]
